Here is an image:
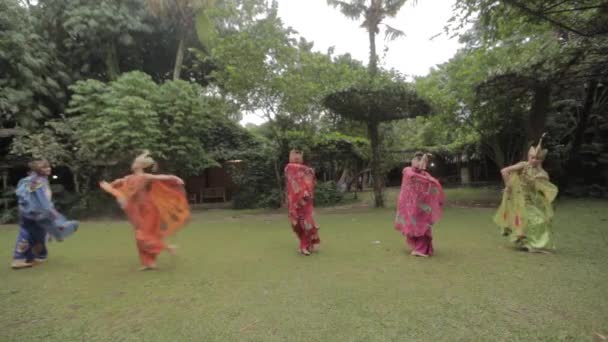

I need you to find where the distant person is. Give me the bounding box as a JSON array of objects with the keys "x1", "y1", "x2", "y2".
[
  {"x1": 394, "y1": 152, "x2": 444, "y2": 257},
  {"x1": 284, "y1": 149, "x2": 320, "y2": 256},
  {"x1": 99, "y1": 151, "x2": 190, "y2": 270},
  {"x1": 11, "y1": 159, "x2": 79, "y2": 269},
  {"x1": 494, "y1": 134, "x2": 558, "y2": 253}
]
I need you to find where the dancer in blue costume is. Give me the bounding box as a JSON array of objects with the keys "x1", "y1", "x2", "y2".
[{"x1": 11, "y1": 159, "x2": 78, "y2": 269}]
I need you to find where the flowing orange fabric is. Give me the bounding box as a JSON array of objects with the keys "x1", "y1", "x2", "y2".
[{"x1": 108, "y1": 174, "x2": 190, "y2": 266}]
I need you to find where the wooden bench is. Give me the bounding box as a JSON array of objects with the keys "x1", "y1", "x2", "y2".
[{"x1": 201, "y1": 187, "x2": 226, "y2": 202}]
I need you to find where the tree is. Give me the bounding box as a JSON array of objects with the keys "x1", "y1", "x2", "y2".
[
  {"x1": 0, "y1": 0, "x2": 69, "y2": 131},
  {"x1": 146, "y1": 0, "x2": 219, "y2": 80},
  {"x1": 326, "y1": 0, "x2": 409, "y2": 77},
  {"x1": 10, "y1": 118, "x2": 95, "y2": 195},
  {"x1": 32, "y1": 0, "x2": 153, "y2": 81},
  {"x1": 66, "y1": 71, "x2": 221, "y2": 176},
  {"x1": 326, "y1": 0, "x2": 418, "y2": 207},
  {"x1": 452, "y1": 0, "x2": 608, "y2": 39},
  {"x1": 204, "y1": 7, "x2": 368, "y2": 201},
  {"x1": 323, "y1": 77, "x2": 431, "y2": 207},
  {"x1": 444, "y1": 0, "x2": 608, "y2": 190}
]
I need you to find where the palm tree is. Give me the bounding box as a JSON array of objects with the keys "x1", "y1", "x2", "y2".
[
  {"x1": 326, "y1": 0, "x2": 411, "y2": 207},
  {"x1": 146, "y1": 0, "x2": 216, "y2": 80},
  {"x1": 327, "y1": 0, "x2": 408, "y2": 77}
]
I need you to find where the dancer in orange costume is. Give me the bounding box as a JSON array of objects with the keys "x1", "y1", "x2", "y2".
[{"x1": 100, "y1": 151, "x2": 190, "y2": 270}]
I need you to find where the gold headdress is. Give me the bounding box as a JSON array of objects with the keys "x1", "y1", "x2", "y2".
[
  {"x1": 528, "y1": 133, "x2": 548, "y2": 160},
  {"x1": 133, "y1": 150, "x2": 157, "y2": 170}
]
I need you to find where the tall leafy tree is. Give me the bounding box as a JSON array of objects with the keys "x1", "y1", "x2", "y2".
[
  {"x1": 33, "y1": 0, "x2": 152, "y2": 81},
  {"x1": 323, "y1": 76, "x2": 431, "y2": 207},
  {"x1": 326, "y1": 0, "x2": 418, "y2": 207},
  {"x1": 0, "y1": 0, "x2": 69, "y2": 132},
  {"x1": 146, "y1": 0, "x2": 218, "y2": 80}
]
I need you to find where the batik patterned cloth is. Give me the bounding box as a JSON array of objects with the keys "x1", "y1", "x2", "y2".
[
  {"x1": 13, "y1": 174, "x2": 79, "y2": 262},
  {"x1": 394, "y1": 167, "x2": 444, "y2": 255},
  {"x1": 285, "y1": 163, "x2": 320, "y2": 251},
  {"x1": 494, "y1": 162, "x2": 558, "y2": 250},
  {"x1": 108, "y1": 175, "x2": 190, "y2": 266}
]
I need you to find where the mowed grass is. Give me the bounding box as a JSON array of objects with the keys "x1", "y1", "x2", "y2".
[{"x1": 1, "y1": 188, "x2": 608, "y2": 341}]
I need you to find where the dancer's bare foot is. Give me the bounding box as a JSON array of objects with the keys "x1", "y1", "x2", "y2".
[
  {"x1": 528, "y1": 248, "x2": 553, "y2": 255},
  {"x1": 411, "y1": 251, "x2": 429, "y2": 258},
  {"x1": 138, "y1": 264, "x2": 157, "y2": 271},
  {"x1": 11, "y1": 259, "x2": 34, "y2": 269},
  {"x1": 167, "y1": 245, "x2": 178, "y2": 255},
  {"x1": 300, "y1": 248, "x2": 311, "y2": 256}
]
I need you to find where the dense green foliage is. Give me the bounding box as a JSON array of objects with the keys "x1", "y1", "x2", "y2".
[
  {"x1": 2, "y1": 0, "x2": 607, "y2": 220},
  {"x1": 405, "y1": 0, "x2": 608, "y2": 192}
]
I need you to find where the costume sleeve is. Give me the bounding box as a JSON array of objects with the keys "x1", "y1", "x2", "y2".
[{"x1": 493, "y1": 172, "x2": 527, "y2": 235}]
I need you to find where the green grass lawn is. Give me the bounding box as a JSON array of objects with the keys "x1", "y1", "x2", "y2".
[{"x1": 1, "y1": 188, "x2": 607, "y2": 341}]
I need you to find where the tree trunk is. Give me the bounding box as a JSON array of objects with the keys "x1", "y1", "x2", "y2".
[
  {"x1": 564, "y1": 79, "x2": 598, "y2": 186},
  {"x1": 368, "y1": 28, "x2": 378, "y2": 77},
  {"x1": 173, "y1": 32, "x2": 186, "y2": 80},
  {"x1": 366, "y1": 24, "x2": 382, "y2": 206},
  {"x1": 570, "y1": 80, "x2": 598, "y2": 157},
  {"x1": 525, "y1": 83, "x2": 551, "y2": 153},
  {"x1": 273, "y1": 156, "x2": 285, "y2": 207},
  {"x1": 368, "y1": 121, "x2": 384, "y2": 207},
  {"x1": 487, "y1": 136, "x2": 506, "y2": 169},
  {"x1": 72, "y1": 172, "x2": 80, "y2": 195},
  {"x1": 105, "y1": 41, "x2": 120, "y2": 81}
]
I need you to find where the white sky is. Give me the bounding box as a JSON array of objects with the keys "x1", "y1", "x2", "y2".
[{"x1": 240, "y1": 0, "x2": 463, "y2": 125}]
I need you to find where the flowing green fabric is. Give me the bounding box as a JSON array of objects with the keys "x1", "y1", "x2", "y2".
[{"x1": 494, "y1": 162, "x2": 558, "y2": 251}]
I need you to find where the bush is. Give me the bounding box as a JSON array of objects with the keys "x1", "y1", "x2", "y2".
[
  {"x1": 257, "y1": 189, "x2": 282, "y2": 208},
  {"x1": 0, "y1": 207, "x2": 18, "y2": 224},
  {"x1": 314, "y1": 181, "x2": 344, "y2": 207},
  {"x1": 228, "y1": 144, "x2": 281, "y2": 209}
]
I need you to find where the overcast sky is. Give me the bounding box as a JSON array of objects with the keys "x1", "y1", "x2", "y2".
[{"x1": 241, "y1": 0, "x2": 463, "y2": 125}]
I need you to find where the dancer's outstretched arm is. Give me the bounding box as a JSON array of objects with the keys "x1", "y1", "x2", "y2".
[
  {"x1": 99, "y1": 181, "x2": 124, "y2": 199},
  {"x1": 500, "y1": 162, "x2": 526, "y2": 186}
]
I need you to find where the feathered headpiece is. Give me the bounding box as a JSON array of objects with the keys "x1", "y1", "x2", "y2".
[{"x1": 528, "y1": 133, "x2": 548, "y2": 160}]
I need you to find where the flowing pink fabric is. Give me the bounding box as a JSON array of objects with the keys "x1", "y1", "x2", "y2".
[
  {"x1": 285, "y1": 163, "x2": 319, "y2": 250},
  {"x1": 394, "y1": 167, "x2": 444, "y2": 253}
]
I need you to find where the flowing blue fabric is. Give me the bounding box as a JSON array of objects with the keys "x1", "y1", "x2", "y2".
[{"x1": 13, "y1": 174, "x2": 78, "y2": 261}]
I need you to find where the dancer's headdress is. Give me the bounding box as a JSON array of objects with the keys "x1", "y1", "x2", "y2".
[
  {"x1": 133, "y1": 150, "x2": 157, "y2": 170},
  {"x1": 528, "y1": 133, "x2": 548, "y2": 160}
]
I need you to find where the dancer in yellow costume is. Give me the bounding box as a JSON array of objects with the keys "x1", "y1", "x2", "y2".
[{"x1": 494, "y1": 134, "x2": 558, "y2": 253}]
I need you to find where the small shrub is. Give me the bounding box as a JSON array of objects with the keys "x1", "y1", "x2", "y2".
[{"x1": 314, "y1": 181, "x2": 344, "y2": 207}]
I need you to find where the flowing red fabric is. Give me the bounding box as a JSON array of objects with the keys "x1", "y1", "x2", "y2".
[
  {"x1": 394, "y1": 167, "x2": 444, "y2": 238},
  {"x1": 110, "y1": 175, "x2": 190, "y2": 266},
  {"x1": 285, "y1": 163, "x2": 319, "y2": 250}
]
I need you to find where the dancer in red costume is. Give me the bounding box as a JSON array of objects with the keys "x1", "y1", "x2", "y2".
[{"x1": 284, "y1": 150, "x2": 320, "y2": 256}]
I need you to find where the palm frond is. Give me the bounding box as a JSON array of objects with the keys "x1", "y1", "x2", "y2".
[
  {"x1": 326, "y1": 0, "x2": 366, "y2": 20},
  {"x1": 383, "y1": 23, "x2": 405, "y2": 41},
  {"x1": 383, "y1": 0, "x2": 410, "y2": 17}
]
